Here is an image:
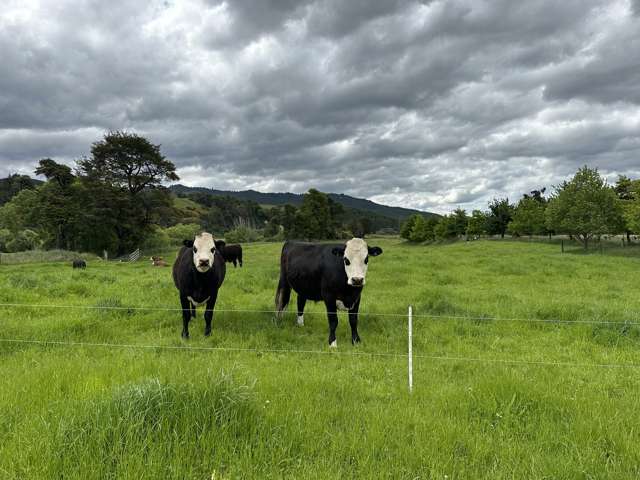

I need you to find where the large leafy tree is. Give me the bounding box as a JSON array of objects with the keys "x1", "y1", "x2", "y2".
[
  {"x1": 486, "y1": 198, "x2": 514, "y2": 238},
  {"x1": 546, "y1": 166, "x2": 623, "y2": 249},
  {"x1": 0, "y1": 188, "x2": 40, "y2": 233},
  {"x1": 614, "y1": 175, "x2": 640, "y2": 243},
  {"x1": 400, "y1": 214, "x2": 420, "y2": 240},
  {"x1": 294, "y1": 189, "x2": 333, "y2": 240},
  {"x1": 79, "y1": 130, "x2": 179, "y2": 196},
  {"x1": 451, "y1": 208, "x2": 468, "y2": 237},
  {"x1": 466, "y1": 210, "x2": 488, "y2": 237},
  {"x1": 0, "y1": 173, "x2": 38, "y2": 206},
  {"x1": 35, "y1": 158, "x2": 74, "y2": 188},
  {"x1": 508, "y1": 196, "x2": 547, "y2": 238}
]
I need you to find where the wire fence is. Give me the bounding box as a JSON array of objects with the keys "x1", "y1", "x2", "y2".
[
  {"x1": 1, "y1": 337, "x2": 639, "y2": 370},
  {"x1": 0, "y1": 302, "x2": 638, "y2": 326},
  {"x1": 2, "y1": 299, "x2": 639, "y2": 384}
]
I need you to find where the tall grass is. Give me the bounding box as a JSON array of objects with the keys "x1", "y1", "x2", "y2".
[{"x1": 2, "y1": 239, "x2": 640, "y2": 478}]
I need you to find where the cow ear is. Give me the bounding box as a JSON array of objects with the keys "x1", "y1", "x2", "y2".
[
  {"x1": 183, "y1": 239, "x2": 194, "y2": 248},
  {"x1": 215, "y1": 240, "x2": 226, "y2": 250},
  {"x1": 332, "y1": 246, "x2": 345, "y2": 257},
  {"x1": 368, "y1": 246, "x2": 383, "y2": 257}
]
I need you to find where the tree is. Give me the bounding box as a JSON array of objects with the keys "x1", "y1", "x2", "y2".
[
  {"x1": 79, "y1": 130, "x2": 179, "y2": 196},
  {"x1": 466, "y1": 210, "x2": 488, "y2": 237},
  {"x1": 400, "y1": 214, "x2": 420, "y2": 240},
  {"x1": 486, "y1": 198, "x2": 513, "y2": 238},
  {"x1": 294, "y1": 189, "x2": 333, "y2": 240},
  {"x1": 508, "y1": 196, "x2": 547, "y2": 238},
  {"x1": 546, "y1": 166, "x2": 623, "y2": 249},
  {"x1": 434, "y1": 215, "x2": 458, "y2": 240},
  {"x1": 35, "y1": 158, "x2": 74, "y2": 188},
  {"x1": 409, "y1": 215, "x2": 428, "y2": 242},
  {"x1": 0, "y1": 188, "x2": 39, "y2": 233},
  {"x1": 451, "y1": 208, "x2": 468, "y2": 237},
  {"x1": 614, "y1": 175, "x2": 640, "y2": 243},
  {"x1": 0, "y1": 174, "x2": 38, "y2": 206}
]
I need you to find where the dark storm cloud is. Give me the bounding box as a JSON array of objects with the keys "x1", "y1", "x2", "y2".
[{"x1": 1, "y1": 0, "x2": 639, "y2": 213}]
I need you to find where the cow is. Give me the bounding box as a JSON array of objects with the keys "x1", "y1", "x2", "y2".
[
  {"x1": 172, "y1": 232, "x2": 226, "y2": 338},
  {"x1": 221, "y1": 244, "x2": 243, "y2": 267},
  {"x1": 275, "y1": 238, "x2": 383, "y2": 347},
  {"x1": 72, "y1": 259, "x2": 86, "y2": 269},
  {"x1": 150, "y1": 255, "x2": 169, "y2": 267}
]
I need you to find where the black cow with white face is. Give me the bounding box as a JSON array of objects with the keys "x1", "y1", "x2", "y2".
[
  {"x1": 275, "y1": 238, "x2": 383, "y2": 347},
  {"x1": 172, "y1": 232, "x2": 226, "y2": 338}
]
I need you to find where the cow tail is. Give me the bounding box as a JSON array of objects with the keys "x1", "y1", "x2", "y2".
[{"x1": 275, "y1": 246, "x2": 290, "y2": 315}]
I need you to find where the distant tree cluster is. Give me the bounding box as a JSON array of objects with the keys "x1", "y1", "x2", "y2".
[
  {"x1": 400, "y1": 166, "x2": 633, "y2": 249},
  {"x1": 0, "y1": 132, "x2": 404, "y2": 254},
  {"x1": 0, "y1": 131, "x2": 178, "y2": 254}
]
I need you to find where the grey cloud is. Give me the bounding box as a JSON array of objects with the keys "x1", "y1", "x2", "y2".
[{"x1": 1, "y1": 0, "x2": 639, "y2": 214}]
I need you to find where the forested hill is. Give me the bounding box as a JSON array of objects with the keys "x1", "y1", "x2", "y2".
[{"x1": 169, "y1": 184, "x2": 438, "y2": 220}]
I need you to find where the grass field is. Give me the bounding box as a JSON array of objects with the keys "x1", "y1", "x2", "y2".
[{"x1": 2, "y1": 239, "x2": 640, "y2": 479}]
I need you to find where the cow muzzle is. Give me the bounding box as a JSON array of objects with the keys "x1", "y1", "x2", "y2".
[
  {"x1": 197, "y1": 259, "x2": 211, "y2": 272},
  {"x1": 349, "y1": 277, "x2": 365, "y2": 286}
]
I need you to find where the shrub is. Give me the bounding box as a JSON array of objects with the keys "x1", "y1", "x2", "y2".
[
  {"x1": 224, "y1": 226, "x2": 261, "y2": 243},
  {"x1": 163, "y1": 223, "x2": 202, "y2": 246},
  {"x1": 5, "y1": 229, "x2": 42, "y2": 252}
]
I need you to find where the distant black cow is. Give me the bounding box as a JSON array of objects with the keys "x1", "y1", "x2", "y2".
[
  {"x1": 172, "y1": 232, "x2": 226, "y2": 338},
  {"x1": 275, "y1": 238, "x2": 383, "y2": 347},
  {"x1": 221, "y1": 244, "x2": 243, "y2": 267},
  {"x1": 72, "y1": 259, "x2": 86, "y2": 269}
]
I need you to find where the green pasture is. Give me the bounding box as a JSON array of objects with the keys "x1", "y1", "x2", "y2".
[{"x1": 1, "y1": 239, "x2": 640, "y2": 478}]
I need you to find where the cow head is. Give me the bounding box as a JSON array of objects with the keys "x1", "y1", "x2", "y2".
[
  {"x1": 183, "y1": 233, "x2": 225, "y2": 273},
  {"x1": 332, "y1": 238, "x2": 383, "y2": 286}
]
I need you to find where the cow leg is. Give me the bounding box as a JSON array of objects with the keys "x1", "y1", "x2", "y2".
[
  {"x1": 204, "y1": 292, "x2": 218, "y2": 336},
  {"x1": 180, "y1": 296, "x2": 191, "y2": 339},
  {"x1": 239, "y1": 255, "x2": 242, "y2": 267},
  {"x1": 191, "y1": 303, "x2": 196, "y2": 319},
  {"x1": 349, "y1": 299, "x2": 361, "y2": 345},
  {"x1": 324, "y1": 299, "x2": 339, "y2": 347},
  {"x1": 233, "y1": 259, "x2": 237, "y2": 268},
  {"x1": 296, "y1": 295, "x2": 306, "y2": 326}
]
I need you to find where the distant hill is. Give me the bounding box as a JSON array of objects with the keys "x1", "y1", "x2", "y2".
[{"x1": 169, "y1": 185, "x2": 438, "y2": 221}]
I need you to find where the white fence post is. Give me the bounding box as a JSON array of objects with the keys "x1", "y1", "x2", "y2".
[{"x1": 408, "y1": 305, "x2": 413, "y2": 393}]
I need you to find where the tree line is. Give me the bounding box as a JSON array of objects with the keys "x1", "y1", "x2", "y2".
[
  {"x1": 0, "y1": 132, "x2": 399, "y2": 254},
  {"x1": 400, "y1": 166, "x2": 639, "y2": 249},
  {"x1": 3, "y1": 131, "x2": 637, "y2": 254}
]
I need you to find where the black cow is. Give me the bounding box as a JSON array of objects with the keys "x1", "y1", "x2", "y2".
[
  {"x1": 172, "y1": 232, "x2": 226, "y2": 338},
  {"x1": 275, "y1": 238, "x2": 383, "y2": 347},
  {"x1": 72, "y1": 259, "x2": 86, "y2": 269},
  {"x1": 221, "y1": 244, "x2": 243, "y2": 267}
]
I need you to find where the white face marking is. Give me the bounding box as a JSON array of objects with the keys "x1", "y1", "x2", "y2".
[
  {"x1": 329, "y1": 340, "x2": 337, "y2": 348},
  {"x1": 343, "y1": 238, "x2": 369, "y2": 286},
  {"x1": 297, "y1": 315, "x2": 304, "y2": 326},
  {"x1": 192, "y1": 233, "x2": 216, "y2": 273}
]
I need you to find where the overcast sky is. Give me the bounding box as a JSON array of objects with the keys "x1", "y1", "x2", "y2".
[{"x1": 1, "y1": 0, "x2": 639, "y2": 213}]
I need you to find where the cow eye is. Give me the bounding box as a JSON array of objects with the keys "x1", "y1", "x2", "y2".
[
  {"x1": 364, "y1": 256, "x2": 369, "y2": 264},
  {"x1": 193, "y1": 247, "x2": 198, "y2": 253},
  {"x1": 210, "y1": 248, "x2": 215, "y2": 253},
  {"x1": 344, "y1": 258, "x2": 351, "y2": 266}
]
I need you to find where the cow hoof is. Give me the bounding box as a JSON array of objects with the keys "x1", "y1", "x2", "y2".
[
  {"x1": 352, "y1": 336, "x2": 361, "y2": 345},
  {"x1": 204, "y1": 329, "x2": 211, "y2": 337},
  {"x1": 297, "y1": 315, "x2": 304, "y2": 326},
  {"x1": 329, "y1": 340, "x2": 337, "y2": 348},
  {"x1": 181, "y1": 332, "x2": 189, "y2": 339}
]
